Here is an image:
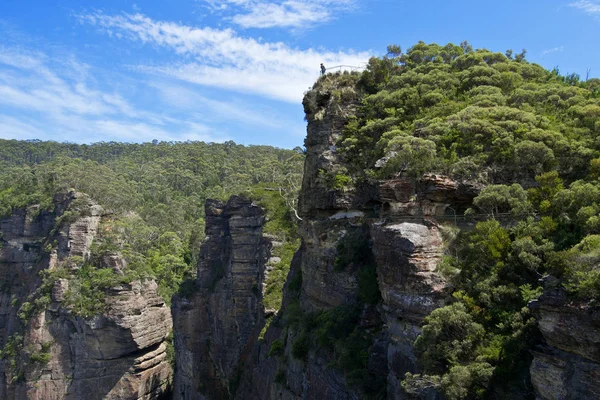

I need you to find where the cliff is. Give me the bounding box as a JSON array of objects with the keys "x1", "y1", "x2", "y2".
[
  {"x1": 529, "y1": 286, "x2": 600, "y2": 400},
  {"x1": 0, "y1": 192, "x2": 172, "y2": 400},
  {"x1": 3, "y1": 42, "x2": 600, "y2": 399},
  {"x1": 172, "y1": 196, "x2": 270, "y2": 399},
  {"x1": 170, "y1": 75, "x2": 479, "y2": 399},
  {"x1": 236, "y1": 74, "x2": 482, "y2": 400}
]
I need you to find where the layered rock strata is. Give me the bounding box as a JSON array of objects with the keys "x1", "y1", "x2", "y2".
[
  {"x1": 172, "y1": 196, "x2": 270, "y2": 400},
  {"x1": 0, "y1": 192, "x2": 172, "y2": 400},
  {"x1": 529, "y1": 287, "x2": 600, "y2": 400}
]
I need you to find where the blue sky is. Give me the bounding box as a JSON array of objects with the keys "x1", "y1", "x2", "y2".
[{"x1": 0, "y1": 0, "x2": 599, "y2": 149}]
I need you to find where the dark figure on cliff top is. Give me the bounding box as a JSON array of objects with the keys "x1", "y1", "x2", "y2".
[{"x1": 320, "y1": 63, "x2": 326, "y2": 75}]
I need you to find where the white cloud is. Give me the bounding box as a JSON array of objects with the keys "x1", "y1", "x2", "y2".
[
  {"x1": 0, "y1": 45, "x2": 228, "y2": 143},
  {"x1": 150, "y1": 82, "x2": 287, "y2": 129},
  {"x1": 569, "y1": 0, "x2": 600, "y2": 15},
  {"x1": 78, "y1": 12, "x2": 369, "y2": 102},
  {"x1": 202, "y1": 0, "x2": 355, "y2": 28},
  {"x1": 0, "y1": 46, "x2": 116, "y2": 116},
  {"x1": 541, "y1": 46, "x2": 564, "y2": 56},
  {"x1": 231, "y1": 0, "x2": 353, "y2": 29}
]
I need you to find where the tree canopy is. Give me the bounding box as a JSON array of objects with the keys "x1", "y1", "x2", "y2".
[{"x1": 323, "y1": 41, "x2": 600, "y2": 186}]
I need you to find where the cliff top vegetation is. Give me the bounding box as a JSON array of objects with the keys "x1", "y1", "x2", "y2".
[{"x1": 306, "y1": 41, "x2": 599, "y2": 187}]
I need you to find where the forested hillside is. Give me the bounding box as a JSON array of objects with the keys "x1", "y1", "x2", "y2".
[
  {"x1": 303, "y1": 42, "x2": 600, "y2": 398},
  {"x1": 0, "y1": 140, "x2": 304, "y2": 303}
]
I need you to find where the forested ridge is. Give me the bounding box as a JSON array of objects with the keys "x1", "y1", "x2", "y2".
[
  {"x1": 304, "y1": 42, "x2": 600, "y2": 399},
  {"x1": 0, "y1": 140, "x2": 304, "y2": 306}
]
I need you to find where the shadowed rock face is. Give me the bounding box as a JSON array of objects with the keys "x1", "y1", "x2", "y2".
[
  {"x1": 172, "y1": 196, "x2": 270, "y2": 400},
  {"x1": 0, "y1": 192, "x2": 172, "y2": 400},
  {"x1": 529, "y1": 288, "x2": 600, "y2": 400}
]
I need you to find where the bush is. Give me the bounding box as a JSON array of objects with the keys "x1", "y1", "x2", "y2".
[
  {"x1": 268, "y1": 339, "x2": 284, "y2": 357},
  {"x1": 333, "y1": 174, "x2": 351, "y2": 190},
  {"x1": 288, "y1": 269, "x2": 302, "y2": 293},
  {"x1": 334, "y1": 227, "x2": 372, "y2": 271},
  {"x1": 165, "y1": 331, "x2": 175, "y2": 369},
  {"x1": 415, "y1": 303, "x2": 485, "y2": 373},
  {"x1": 274, "y1": 369, "x2": 286, "y2": 384},
  {"x1": 442, "y1": 363, "x2": 494, "y2": 400},
  {"x1": 291, "y1": 331, "x2": 310, "y2": 361},
  {"x1": 29, "y1": 350, "x2": 51, "y2": 365},
  {"x1": 314, "y1": 305, "x2": 361, "y2": 349},
  {"x1": 17, "y1": 302, "x2": 34, "y2": 322},
  {"x1": 177, "y1": 278, "x2": 197, "y2": 299},
  {"x1": 564, "y1": 235, "x2": 600, "y2": 300},
  {"x1": 358, "y1": 265, "x2": 381, "y2": 305}
]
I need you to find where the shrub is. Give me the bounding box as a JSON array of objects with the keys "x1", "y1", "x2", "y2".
[
  {"x1": 358, "y1": 265, "x2": 381, "y2": 304},
  {"x1": 334, "y1": 227, "x2": 371, "y2": 271},
  {"x1": 17, "y1": 302, "x2": 34, "y2": 322},
  {"x1": 291, "y1": 331, "x2": 310, "y2": 361},
  {"x1": 177, "y1": 278, "x2": 197, "y2": 298},
  {"x1": 29, "y1": 350, "x2": 51, "y2": 365},
  {"x1": 415, "y1": 303, "x2": 485, "y2": 373},
  {"x1": 268, "y1": 339, "x2": 284, "y2": 357},
  {"x1": 313, "y1": 305, "x2": 361, "y2": 349},
  {"x1": 274, "y1": 369, "x2": 286, "y2": 384}
]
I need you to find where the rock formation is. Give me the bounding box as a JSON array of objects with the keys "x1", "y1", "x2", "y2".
[
  {"x1": 0, "y1": 192, "x2": 172, "y2": 400},
  {"x1": 172, "y1": 196, "x2": 270, "y2": 399},
  {"x1": 529, "y1": 286, "x2": 600, "y2": 400},
  {"x1": 233, "y1": 75, "x2": 600, "y2": 400},
  {"x1": 5, "y1": 74, "x2": 597, "y2": 400}
]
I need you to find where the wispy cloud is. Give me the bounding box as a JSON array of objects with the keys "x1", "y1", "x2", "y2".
[
  {"x1": 0, "y1": 115, "x2": 46, "y2": 140},
  {"x1": 569, "y1": 0, "x2": 600, "y2": 15},
  {"x1": 150, "y1": 82, "x2": 289, "y2": 129},
  {"x1": 78, "y1": 12, "x2": 369, "y2": 102},
  {"x1": 541, "y1": 46, "x2": 564, "y2": 56},
  {"x1": 0, "y1": 45, "x2": 227, "y2": 143},
  {"x1": 203, "y1": 0, "x2": 356, "y2": 29}
]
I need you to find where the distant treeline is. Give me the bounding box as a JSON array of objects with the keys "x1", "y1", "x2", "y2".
[{"x1": 0, "y1": 139, "x2": 304, "y2": 303}]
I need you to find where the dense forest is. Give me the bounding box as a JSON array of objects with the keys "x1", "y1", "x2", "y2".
[
  {"x1": 304, "y1": 42, "x2": 600, "y2": 398},
  {"x1": 0, "y1": 140, "x2": 304, "y2": 307}
]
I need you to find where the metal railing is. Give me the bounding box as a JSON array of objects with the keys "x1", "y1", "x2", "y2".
[
  {"x1": 323, "y1": 64, "x2": 367, "y2": 74},
  {"x1": 328, "y1": 212, "x2": 538, "y2": 226}
]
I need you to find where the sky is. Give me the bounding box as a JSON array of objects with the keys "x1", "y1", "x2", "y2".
[{"x1": 0, "y1": 0, "x2": 599, "y2": 149}]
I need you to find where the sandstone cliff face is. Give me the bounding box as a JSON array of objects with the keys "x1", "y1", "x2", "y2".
[
  {"x1": 172, "y1": 196, "x2": 270, "y2": 400},
  {"x1": 227, "y1": 77, "x2": 478, "y2": 400},
  {"x1": 529, "y1": 287, "x2": 600, "y2": 400},
  {"x1": 0, "y1": 192, "x2": 172, "y2": 400}
]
